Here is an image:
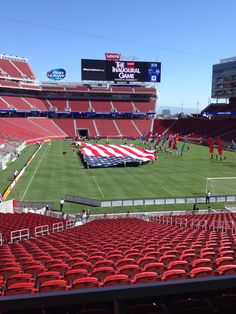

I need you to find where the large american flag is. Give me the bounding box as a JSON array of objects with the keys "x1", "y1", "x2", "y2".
[{"x1": 79, "y1": 143, "x2": 155, "y2": 168}]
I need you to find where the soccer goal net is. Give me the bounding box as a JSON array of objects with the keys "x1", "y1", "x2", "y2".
[{"x1": 206, "y1": 177, "x2": 236, "y2": 195}]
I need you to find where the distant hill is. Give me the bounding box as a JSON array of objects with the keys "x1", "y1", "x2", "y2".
[{"x1": 158, "y1": 106, "x2": 201, "y2": 115}]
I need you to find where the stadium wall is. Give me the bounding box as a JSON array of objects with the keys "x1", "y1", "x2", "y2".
[{"x1": 64, "y1": 194, "x2": 236, "y2": 208}]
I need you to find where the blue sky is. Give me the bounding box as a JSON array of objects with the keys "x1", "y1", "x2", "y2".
[{"x1": 1, "y1": 0, "x2": 236, "y2": 111}]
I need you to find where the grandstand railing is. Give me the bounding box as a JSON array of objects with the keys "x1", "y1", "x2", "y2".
[
  {"x1": 150, "y1": 213, "x2": 236, "y2": 235},
  {"x1": 10, "y1": 228, "x2": 30, "y2": 243},
  {"x1": 65, "y1": 219, "x2": 75, "y2": 229},
  {"x1": 2, "y1": 210, "x2": 236, "y2": 244},
  {"x1": 52, "y1": 222, "x2": 64, "y2": 233},
  {"x1": 35, "y1": 224, "x2": 49, "y2": 237},
  {"x1": 212, "y1": 220, "x2": 236, "y2": 234}
]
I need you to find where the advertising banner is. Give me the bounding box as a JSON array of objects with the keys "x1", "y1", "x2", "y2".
[{"x1": 47, "y1": 68, "x2": 66, "y2": 81}]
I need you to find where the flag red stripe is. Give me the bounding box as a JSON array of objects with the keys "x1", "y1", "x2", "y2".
[{"x1": 81, "y1": 143, "x2": 155, "y2": 161}]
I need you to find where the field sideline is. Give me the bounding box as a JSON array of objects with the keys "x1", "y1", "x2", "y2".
[{"x1": 2, "y1": 139, "x2": 236, "y2": 213}]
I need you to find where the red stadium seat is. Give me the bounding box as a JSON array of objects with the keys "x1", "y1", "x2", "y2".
[
  {"x1": 72, "y1": 277, "x2": 100, "y2": 289},
  {"x1": 162, "y1": 269, "x2": 188, "y2": 281},
  {"x1": 216, "y1": 256, "x2": 235, "y2": 267},
  {"x1": 94, "y1": 259, "x2": 116, "y2": 269},
  {"x1": 6, "y1": 273, "x2": 33, "y2": 287},
  {"x1": 133, "y1": 271, "x2": 160, "y2": 284},
  {"x1": 106, "y1": 253, "x2": 123, "y2": 263},
  {"x1": 118, "y1": 264, "x2": 141, "y2": 278},
  {"x1": 24, "y1": 265, "x2": 45, "y2": 277},
  {"x1": 200, "y1": 252, "x2": 217, "y2": 260},
  {"x1": 39, "y1": 279, "x2": 68, "y2": 293},
  {"x1": 0, "y1": 267, "x2": 21, "y2": 279},
  {"x1": 103, "y1": 274, "x2": 130, "y2": 287},
  {"x1": 71, "y1": 261, "x2": 92, "y2": 272},
  {"x1": 220, "y1": 250, "x2": 235, "y2": 258},
  {"x1": 4, "y1": 282, "x2": 36, "y2": 296},
  {"x1": 125, "y1": 253, "x2": 141, "y2": 260},
  {"x1": 65, "y1": 269, "x2": 89, "y2": 285},
  {"x1": 191, "y1": 267, "x2": 216, "y2": 279},
  {"x1": 116, "y1": 258, "x2": 137, "y2": 267},
  {"x1": 167, "y1": 260, "x2": 190, "y2": 271},
  {"x1": 180, "y1": 253, "x2": 196, "y2": 263},
  {"x1": 92, "y1": 266, "x2": 115, "y2": 282},
  {"x1": 44, "y1": 258, "x2": 64, "y2": 268},
  {"x1": 218, "y1": 265, "x2": 236, "y2": 275},
  {"x1": 137, "y1": 256, "x2": 156, "y2": 268},
  {"x1": 35, "y1": 271, "x2": 61, "y2": 287},
  {"x1": 48, "y1": 263, "x2": 69, "y2": 275},
  {"x1": 67, "y1": 257, "x2": 84, "y2": 266},
  {"x1": 87, "y1": 255, "x2": 105, "y2": 265},
  {"x1": 192, "y1": 258, "x2": 214, "y2": 268},
  {"x1": 143, "y1": 262, "x2": 166, "y2": 275},
  {"x1": 159, "y1": 254, "x2": 177, "y2": 265}
]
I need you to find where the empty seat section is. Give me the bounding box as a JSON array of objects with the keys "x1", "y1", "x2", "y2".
[
  {"x1": 0, "y1": 97, "x2": 12, "y2": 110},
  {"x1": 153, "y1": 118, "x2": 236, "y2": 143},
  {"x1": 69, "y1": 100, "x2": 89, "y2": 111},
  {"x1": 28, "y1": 117, "x2": 66, "y2": 139},
  {"x1": 23, "y1": 98, "x2": 48, "y2": 111},
  {"x1": 65, "y1": 85, "x2": 89, "y2": 92},
  {"x1": 53, "y1": 118, "x2": 76, "y2": 138},
  {"x1": 41, "y1": 85, "x2": 65, "y2": 91},
  {"x1": 1, "y1": 96, "x2": 32, "y2": 110},
  {"x1": 114, "y1": 120, "x2": 142, "y2": 138},
  {"x1": 11, "y1": 60, "x2": 35, "y2": 80},
  {"x1": 112, "y1": 101, "x2": 134, "y2": 112},
  {"x1": 48, "y1": 99, "x2": 68, "y2": 111},
  {"x1": 0, "y1": 118, "x2": 38, "y2": 142},
  {"x1": 133, "y1": 100, "x2": 155, "y2": 112},
  {"x1": 1, "y1": 214, "x2": 236, "y2": 297},
  {"x1": 132, "y1": 120, "x2": 152, "y2": 136},
  {"x1": 0, "y1": 212, "x2": 65, "y2": 241},
  {"x1": 95, "y1": 120, "x2": 120, "y2": 138},
  {"x1": 90, "y1": 101, "x2": 112, "y2": 112},
  {"x1": 0, "y1": 117, "x2": 66, "y2": 142},
  {"x1": 111, "y1": 86, "x2": 133, "y2": 93},
  {"x1": 0, "y1": 59, "x2": 22, "y2": 79},
  {"x1": 41, "y1": 99, "x2": 54, "y2": 110}
]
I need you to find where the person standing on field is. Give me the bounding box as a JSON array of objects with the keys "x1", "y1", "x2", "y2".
[
  {"x1": 206, "y1": 191, "x2": 211, "y2": 204},
  {"x1": 60, "y1": 198, "x2": 64, "y2": 211}
]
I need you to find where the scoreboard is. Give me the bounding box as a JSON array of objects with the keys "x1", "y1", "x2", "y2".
[{"x1": 81, "y1": 59, "x2": 161, "y2": 83}]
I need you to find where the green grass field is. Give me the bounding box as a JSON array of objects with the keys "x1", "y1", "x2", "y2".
[{"x1": 1, "y1": 139, "x2": 236, "y2": 213}]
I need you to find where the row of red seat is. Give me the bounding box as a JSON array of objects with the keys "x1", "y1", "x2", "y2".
[
  {"x1": 0, "y1": 213, "x2": 65, "y2": 242},
  {"x1": 53, "y1": 118, "x2": 152, "y2": 138},
  {"x1": 0, "y1": 58, "x2": 35, "y2": 80},
  {"x1": 0, "y1": 216, "x2": 235, "y2": 297},
  {"x1": 0, "y1": 96, "x2": 155, "y2": 113},
  {"x1": 151, "y1": 212, "x2": 236, "y2": 231},
  {"x1": 1, "y1": 263, "x2": 236, "y2": 296},
  {"x1": 153, "y1": 117, "x2": 236, "y2": 143},
  {"x1": 0, "y1": 117, "x2": 66, "y2": 143}
]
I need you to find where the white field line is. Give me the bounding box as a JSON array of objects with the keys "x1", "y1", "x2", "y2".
[
  {"x1": 20, "y1": 145, "x2": 49, "y2": 201},
  {"x1": 161, "y1": 186, "x2": 174, "y2": 196},
  {"x1": 92, "y1": 176, "x2": 105, "y2": 199}
]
